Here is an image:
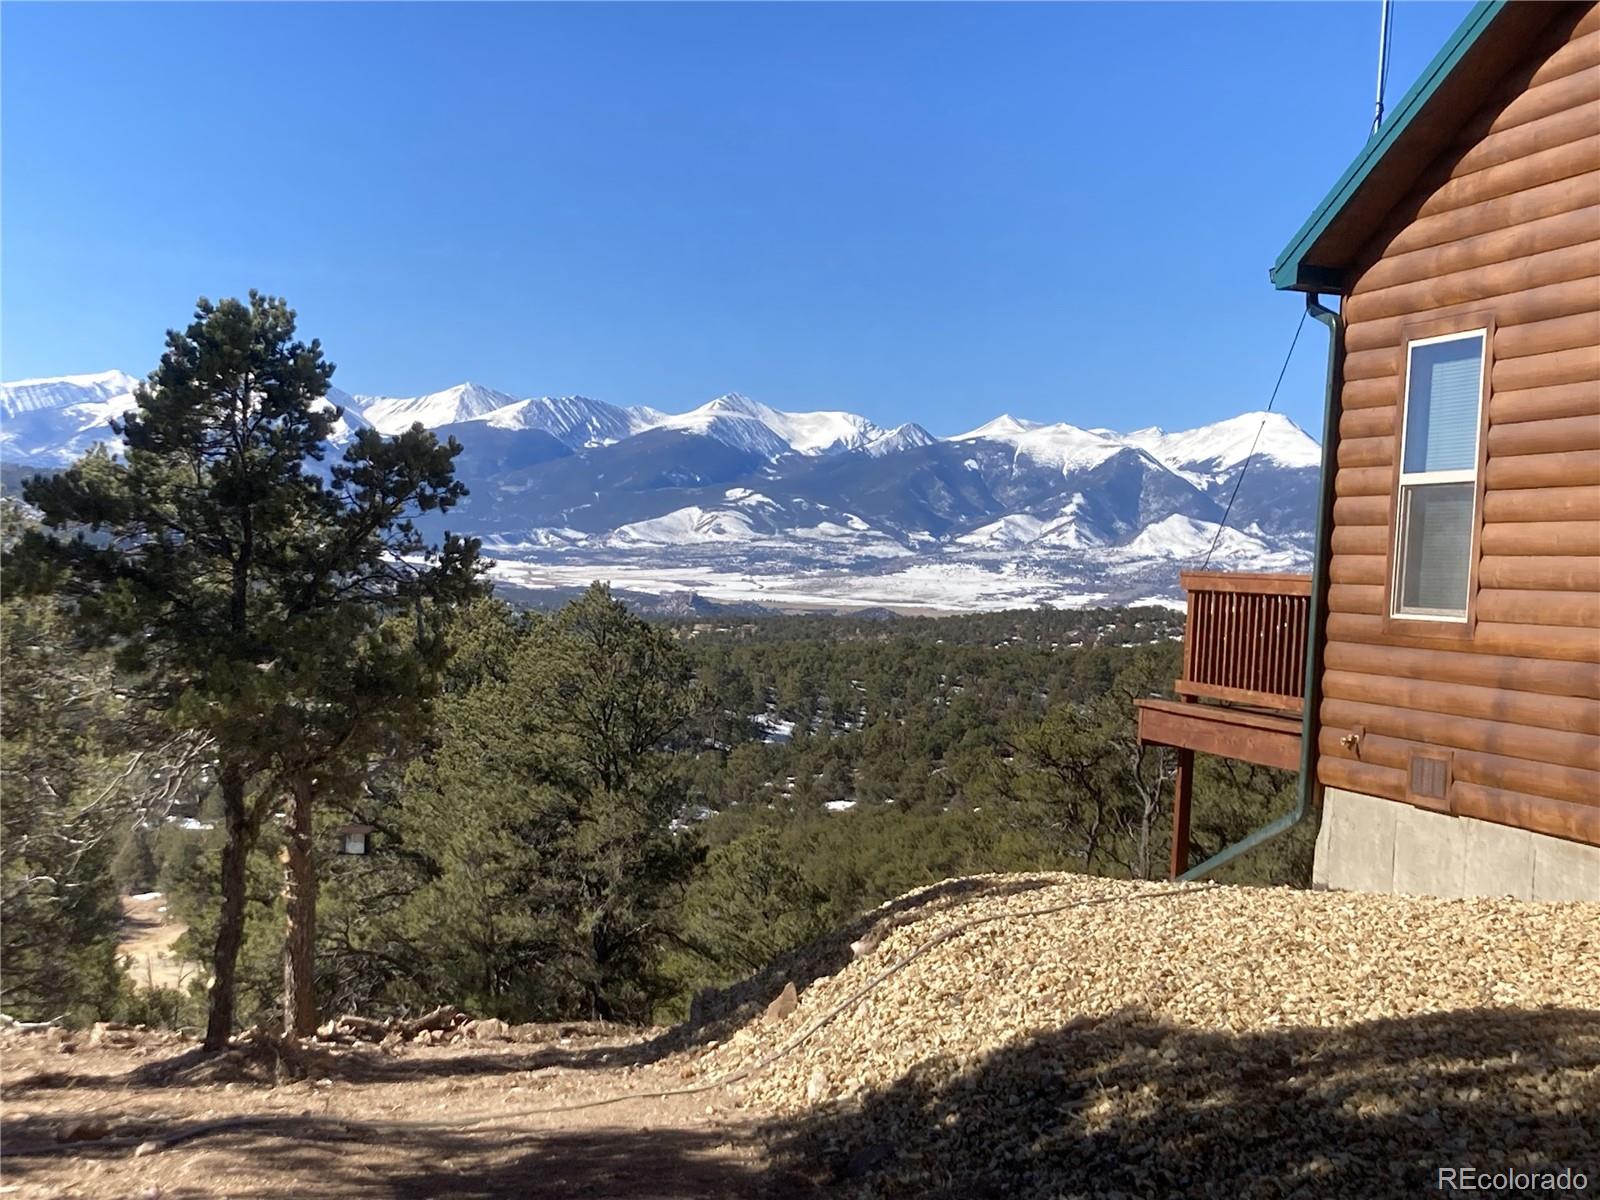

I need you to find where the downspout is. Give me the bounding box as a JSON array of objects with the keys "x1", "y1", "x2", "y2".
[{"x1": 1179, "y1": 292, "x2": 1343, "y2": 882}]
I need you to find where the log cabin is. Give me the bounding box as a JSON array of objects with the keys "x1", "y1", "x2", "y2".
[{"x1": 1137, "y1": 0, "x2": 1599, "y2": 901}]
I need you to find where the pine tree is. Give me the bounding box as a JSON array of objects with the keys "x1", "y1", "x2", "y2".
[
  {"x1": 264, "y1": 428, "x2": 482, "y2": 1036},
  {"x1": 9, "y1": 293, "x2": 481, "y2": 1045},
  {"x1": 674, "y1": 828, "x2": 829, "y2": 980},
  {"x1": 0, "y1": 582, "x2": 126, "y2": 1021},
  {"x1": 110, "y1": 828, "x2": 160, "y2": 893},
  {"x1": 397, "y1": 585, "x2": 703, "y2": 1021}
]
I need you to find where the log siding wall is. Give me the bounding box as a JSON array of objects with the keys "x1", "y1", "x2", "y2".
[{"x1": 1318, "y1": 2, "x2": 1600, "y2": 848}]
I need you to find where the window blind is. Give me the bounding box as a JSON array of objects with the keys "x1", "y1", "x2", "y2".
[{"x1": 1403, "y1": 335, "x2": 1483, "y2": 475}]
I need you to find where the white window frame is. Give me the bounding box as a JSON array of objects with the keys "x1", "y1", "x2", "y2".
[{"x1": 1390, "y1": 327, "x2": 1487, "y2": 623}]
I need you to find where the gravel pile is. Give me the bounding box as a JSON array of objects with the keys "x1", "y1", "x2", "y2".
[{"x1": 702, "y1": 874, "x2": 1599, "y2": 1198}]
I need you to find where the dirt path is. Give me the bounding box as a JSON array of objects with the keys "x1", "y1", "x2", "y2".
[
  {"x1": 0, "y1": 1028, "x2": 821, "y2": 1199},
  {"x1": 116, "y1": 894, "x2": 194, "y2": 992}
]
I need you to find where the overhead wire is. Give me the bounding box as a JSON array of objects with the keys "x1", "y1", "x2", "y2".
[{"x1": 1197, "y1": 308, "x2": 1309, "y2": 571}]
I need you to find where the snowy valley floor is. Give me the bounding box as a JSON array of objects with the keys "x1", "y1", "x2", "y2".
[{"x1": 487, "y1": 554, "x2": 1193, "y2": 614}]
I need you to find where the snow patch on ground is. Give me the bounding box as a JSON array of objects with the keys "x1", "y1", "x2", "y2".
[
  {"x1": 723, "y1": 488, "x2": 779, "y2": 507},
  {"x1": 607, "y1": 507, "x2": 763, "y2": 546},
  {"x1": 1118, "y1": 514, "x2": 1279, "y2": 562},
  {"x1": 954, "y1": 514, "x2": 1047, "y2": 549},
  {"x1": 752, "y1": 713, "x2": 796, "y2": 744},
  {"x1": 166, "y1": 817, "x2": 215, "y2": 832},
  {"x1": 484, "y1": 528, "x2": 590, "y2": 552}
]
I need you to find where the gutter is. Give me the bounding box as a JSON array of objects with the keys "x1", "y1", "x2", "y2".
[{"x1": 1179, "y1": 293, "x2": 1342, "y2": 882}]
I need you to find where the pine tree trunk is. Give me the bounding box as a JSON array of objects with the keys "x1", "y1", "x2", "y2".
[
  {"x1": 282, "y1": 775, "x2": 318, "y2": 1038},
  {"x1": 204, "y1": 764, "x2": 250, "y2": 1051}
]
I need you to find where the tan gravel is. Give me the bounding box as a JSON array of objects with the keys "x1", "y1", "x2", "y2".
[{"x1": 698, "y1": 874, "x2": 1600, "y2": 1197}]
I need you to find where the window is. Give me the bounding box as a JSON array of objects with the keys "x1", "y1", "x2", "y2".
[
  {"x1": 1392, "y1": 330, "x2": 1486, "y2": 621},
  {"x1": 340, "y1": 829, "x2": 369, "y2": 855}
]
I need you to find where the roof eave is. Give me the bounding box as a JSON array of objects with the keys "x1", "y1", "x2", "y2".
[
  {"x1": 1271, "y1": 263, "x2": 1346, "y2": 294},
  {"x1": 1270, "y1": 0, "x2": 1511, "y2": 294}
]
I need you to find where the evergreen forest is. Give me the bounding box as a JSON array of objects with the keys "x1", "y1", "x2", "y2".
[{"x1": 1, "y1": 295, "x2": 1308, "y2": 1037}]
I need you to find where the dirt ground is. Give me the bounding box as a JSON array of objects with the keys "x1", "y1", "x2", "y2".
[
  {"x1": 0, "y1": 1028, "x2": 818, "y2": 1199},
  {"x1": 9, "y1": 876, "x2": 1597, "y2": 1198},
  {"x1": 116, "y1": 895, "x2": 194, "y2": 993}
]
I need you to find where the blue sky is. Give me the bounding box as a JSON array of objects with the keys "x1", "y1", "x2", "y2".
[{"x1": 3, "y1": 1, "x2": 1472, "y2": 437}]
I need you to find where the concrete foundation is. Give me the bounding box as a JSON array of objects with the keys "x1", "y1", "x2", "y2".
[{"x1": 1313, "y1": 787, "x2": 1599, "y2": 902}]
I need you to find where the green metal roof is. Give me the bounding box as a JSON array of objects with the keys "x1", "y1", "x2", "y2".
[{"x1": 1271, "y1": 1, "x2": 1511, "y2": 292}]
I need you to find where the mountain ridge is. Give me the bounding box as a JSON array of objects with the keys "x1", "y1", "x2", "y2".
[
  {"x1": 1, "y1": 370, "x2": 1320, "y2": 472},
  {"x1": 1, "y1": 371, "x2": 1322, "y2": 610}
]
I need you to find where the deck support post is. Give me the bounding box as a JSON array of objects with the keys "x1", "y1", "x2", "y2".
[{"x1": 1170, "y1": 748, "x2": 1194, "y2": 880}]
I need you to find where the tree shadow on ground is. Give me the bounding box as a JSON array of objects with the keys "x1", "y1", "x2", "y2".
[
  {"x1": 3, "y1": 1117, "x2": 823, "y2": 1199},
  {"x1": 3, "y1": 1040, "x2": 549, "y2": 1094},
  {"x1": 762, "y1": 1005, "x2": 1600, "y2": 1199},
  {"x1": 9, "y1": 1006, "x2": 1593, "y2": 1198}
]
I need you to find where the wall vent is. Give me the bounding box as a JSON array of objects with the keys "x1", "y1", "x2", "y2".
[{"x1": 1406, "y1": 751, "x2": 1452, "y2": 811}]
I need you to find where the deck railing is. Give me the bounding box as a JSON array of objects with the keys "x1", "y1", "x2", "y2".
[{"x1": 1178, "y1": 571, "x2": 1312, "y2": 714}]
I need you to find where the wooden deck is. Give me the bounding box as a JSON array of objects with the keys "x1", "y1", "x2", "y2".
[
  {"x1": 1137, "y1": 571, "x2": 1312, "y2": 877},
  {"x1": 1135, "y1": 699, "x2": 1303, "y2": 772}
]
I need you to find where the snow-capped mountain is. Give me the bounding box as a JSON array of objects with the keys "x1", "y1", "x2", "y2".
[
  {"x1": 639, "y1": 393, "x2": 886, "y2": 458},
  {"x1": 864, "y1": 423, "x2": 936, "y2": 457},
  {"x1": 641, "y1": 396, "x2": 798, "y2": 460},
  {"x1": 318, "y1": 388, "x2": 372, "y2": 444},
  {"x1": 1111, "y1": 411, "x2": 1322, "y2": 539},
  {"x1": 354, "y1": 382, "x2": 517, "y2": 435},
  {"x1": 1122, "y1": 411, "x2": 1322, "y2": 486},
  {"x1": 1, "y1": 370, "x2": 141, "y2": 419},
  {"x1": 0, "y1": 371, "x2": 142, "y2": 465},
  {"x1": 952, "y1": 414, "x2": 1155, "y2": 476},
  {"x1": 1, "y1": 370, "x2": 1323, "y2": 610},
  {"x1": 478, "y1": 395, "x2": 654, "y2": 448},
  {"x1": 0, "y1": 373, "x2": 372, "y2": 464}
]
